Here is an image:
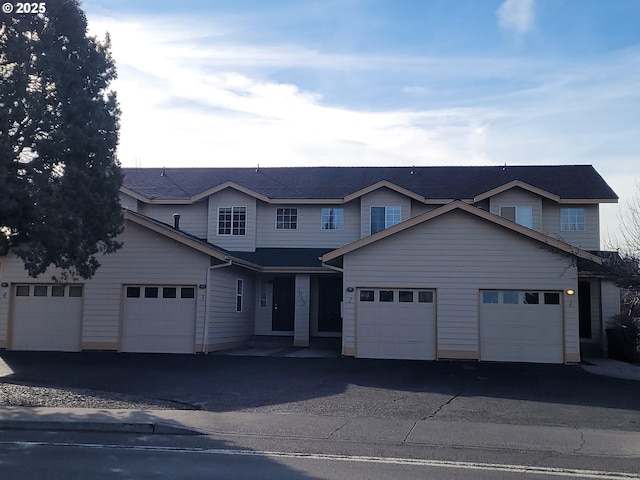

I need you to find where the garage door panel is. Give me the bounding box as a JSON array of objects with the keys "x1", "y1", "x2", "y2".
[
  {"x1": 122, "y1": 285, "x2": 196, "y2": 354},
  {"x1": 12, "y1": 284, "x2": 83, "y2": 352},
  {"x1": 480, "y1": 290, "x2": 563, "y2": 364},
  {"x1": 356, "y1": 288, "x2": 436, "y2": 361}
]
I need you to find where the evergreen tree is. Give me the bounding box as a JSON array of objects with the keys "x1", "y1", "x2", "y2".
[{"x1": 0, "y1": 0, "x2": 123, "y2": 279}]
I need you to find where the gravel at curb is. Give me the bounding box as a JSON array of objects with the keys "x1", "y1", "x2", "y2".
[{"x1": 0, "y1": 381, "x2": 192, "y2": 410}]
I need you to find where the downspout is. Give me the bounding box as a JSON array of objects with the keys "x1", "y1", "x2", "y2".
[{"x1": 202, "y1": 259, "x2": 233, "y2": 353}]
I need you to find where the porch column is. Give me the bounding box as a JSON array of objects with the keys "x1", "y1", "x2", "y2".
[{"x1": 294, "y1": 274, "x2": 310, "y2": 347}]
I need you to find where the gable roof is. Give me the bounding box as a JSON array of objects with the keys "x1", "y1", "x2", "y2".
[
  {"x1": 121, "y1": 165, "x2": 618, "y2": 204},
  {"x1": 321, "y1": 200, "x2": 604, "y2": 266}
]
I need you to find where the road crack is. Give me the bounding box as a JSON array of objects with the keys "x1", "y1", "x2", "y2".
[
  {"x1": 403, "y1": 391, "x2": 462, "y2": 443},
  {"x1": 327, "y1": 419, "x2": 350, "y2": 439},
  {"x1": 427, "y1": 391, "x2": 462, "y2": 420}
]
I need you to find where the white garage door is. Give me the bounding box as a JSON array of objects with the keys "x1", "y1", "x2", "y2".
[
  {"x1": 12, "y1": 284, "x2": 83, "y2": 351},
  {"x1": 356, "y1": 288, "x2": 436, "y2": 360},
  {"x1": 122, "y1": 285, "x2": 197, "y2": 354},
  {"x1": 480, "y1": 290, "x2": 563, "y2": 364}
]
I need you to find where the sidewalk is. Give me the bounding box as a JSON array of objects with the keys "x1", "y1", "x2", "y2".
[
  {"x1": 581, "y1": 357, "x2": 640, "y2": 381},
  {"x1": 0, "y1": 407, "x2": 638, "y2": 458}
]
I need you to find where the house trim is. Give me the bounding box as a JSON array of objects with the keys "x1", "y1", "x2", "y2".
[
  {"x1": 321, "y1": 200, "x2": 604, "y2": 265},
  {"x1": 474, "y1": 180, "x2": 561, "y2": 203}
]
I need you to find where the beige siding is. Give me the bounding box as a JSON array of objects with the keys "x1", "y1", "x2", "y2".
[
  {"x1": 489, "y1": 188, "x2": 542, "y2": 231},
  {"x1": 341, "y1": 210, "x2": 579, "y2": 360},
  {"x1": 207, "y1": 190, "x2": 257, "y2": 252},
  {"x1": 206, "y1": 266, "x2": 255, "y2": 350},
  {"x1": 256, "y1": 201, "x2": 360, "y2": 249},
  {"x1": 0, "y1": 221, "x2": 210, "y2": 350},
  {"x1": 138, "y1": 201, "x2": 208, "y2": 239},
  {"x1": 360, "y1": 188, "x2": 412, "y2": 238},
  {"x1": 119, "y1": 192, "x2": 138, "y2": 212},
  {"x1": 410, "y1": 200, "x2": 439, "y2": 217},
  {"x1": 541, "y1": 201, "x2": 600, "y2": 250}
]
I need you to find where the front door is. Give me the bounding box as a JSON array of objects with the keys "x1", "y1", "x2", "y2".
[
  {"x1": 579, "y1": 281, "x2": 592, "y2": 338},
  {"x1": 272, "y1": 277, "x2": 295, "y2": 331},
  {"x1": 318, "y1": 276, "x2": 342, "y2": 333}
]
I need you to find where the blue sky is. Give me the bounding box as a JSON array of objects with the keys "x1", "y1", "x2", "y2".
[{"x1": 82, "y1": 0, "x2": 640, "y2": 243}]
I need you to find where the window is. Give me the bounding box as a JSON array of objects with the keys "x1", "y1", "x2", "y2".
[
  {"x1": 359, "y1": 290, "x2": 375, "y2": 302},
  {"x1": 218, "y1": 206, "x2": 246, "y2": 236},
  {"x1": 500, "y1": 206, "x2": 533, "y2": 229},
  {"x1": 321, "y1": 208, "x2": 344, "y2": 230},
  {"x1": 544, "y1": 292, "x2": 561, "y2": 305},
  {"x1": 51, "y1": 285, "x2": 65, "y2": 297},
  {"x1": 145, "y1": 287, "x2": 159, "y2": 298},
  {"x1": 379, "y1": 290, "x2": 394, "y2": 302},
  {"x1": 399, "y1": 291, "x2": 414, "y2": 302},
  {"x1": 371, "y1": 206, "x2": 401, "y2": 234},
  {"x1": 68, "y1": 286, "x2": 83, "y2": 298},
  {"x1": 236, "y1": 279, "x2": 243, "y2": 312},
  {"x1": 276, "y1": 208, "x2": 297, "y2": 230},
  {"x1": 418, "y1": 291, "x2": 434, "y2": 303},
  {"x1": 126, "y1": 287, "x2": 141, "y2": 298},
  {"x1": 482, "y1": 291, "x2": 499, "y2": 304},
  {"x1": 561, "y1": 208, "x2": 585, "y2": 231},
  {"x1": 524, "y1": 292, "x2": 539, "y2": 304},
  {"x1": 181, "y1": 287, "x2": 195, "y2": 299},
  {"x1": 163, "y1": 287, "x2": 177, "y2": 299},
  {"x1": 34, "y1": 285, "x2": 47, "y2": 297},
  {"x1": 16, "y1": 285, "x2": 30, "y2": 297},
  {"x1": 503, "y1": 291, "x2": 519, "y2": 304}
]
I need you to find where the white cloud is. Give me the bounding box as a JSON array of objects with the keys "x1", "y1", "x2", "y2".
[{"x1": 496, "y1": 0, "x2": 535, "y2": 35}]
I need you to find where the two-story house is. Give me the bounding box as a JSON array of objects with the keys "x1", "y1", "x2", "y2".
[{"x1": 0, "y1": 165, "x2": 620, "y2": 363}]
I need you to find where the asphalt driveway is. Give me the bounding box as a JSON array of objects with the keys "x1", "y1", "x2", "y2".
[{"x1": 1, "y1": 351, "x2": 639, "y2": 432}]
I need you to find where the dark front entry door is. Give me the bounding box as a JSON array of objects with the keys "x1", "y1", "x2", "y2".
[
  {"x1": 579, "y1": 281, "x2": 592, "y2": 339},
  {"x1": 318, "y1": 276, "x2": 343, "y2": 333},
  {"x1": 272, "y1": 277, "x2": 295, "y2": 331}
]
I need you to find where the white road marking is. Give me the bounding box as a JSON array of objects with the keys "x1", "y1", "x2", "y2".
[{"x1": 3, "y1": 441, "x2": 640, "y2": 479}]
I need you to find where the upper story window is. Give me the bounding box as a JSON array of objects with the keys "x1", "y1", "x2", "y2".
[
  {"x1": 321, "y1": 208, "x2": 344, "y2": 230},
  {"x1": 371, "y1": 206, "x2": 401, "y2": 234},
  {"x1": 500, "y1": 206, "x2": 533, "y2": 229},
  {"x1": 276, "y1": 208, "x2": 297, "y2": 230},
  {"x1": 218, "y1": 206, "x2": 246, "y2": 236},
  {"x1": 561, "y1": 208, "x2": 585, "y2": 231}
]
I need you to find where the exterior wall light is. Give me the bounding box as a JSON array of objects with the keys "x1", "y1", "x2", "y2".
[
  {"x1": 1, "y1": 282, "x2": 8, "y2": 288},
  {"x1": 198, "y1": 284, "x2": 207, "y2": 289},
  {"x1": 346, "y1": 287, "x2": 355, "y2": 292},
  {"x1": 566, "y1": 289, "x2": 575, "y2": 295}
]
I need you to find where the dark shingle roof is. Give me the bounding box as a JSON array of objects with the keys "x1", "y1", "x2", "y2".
[
  {"x1": 231, "y1": 248, "x2": 332, "y2": 268},
  {"x1": 122, "y1": 165, "x2": 618, "y2": 202}
]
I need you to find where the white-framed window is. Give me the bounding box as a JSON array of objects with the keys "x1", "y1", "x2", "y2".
[
  {"x1": 500, "y1": 206, "x2": 533, "y2": 228},
  {"x1": 276, "y1": 208, "x2": 297, "y2": 230},
  {"x1": 370, "y1": 206, "x2": 401, "y2": 234},
  {"x1": 321, "y1": 208, "x2": 344, "y2": 230},
  {"x1": 560, "y1": 208, "x2": 585, "y2": 231},
  {"x1": 218, "y1": 206, "x2": 246, "y2": 236},
  {"x1": 236, "y1": 279, "x2": 244, "y2": 312}
]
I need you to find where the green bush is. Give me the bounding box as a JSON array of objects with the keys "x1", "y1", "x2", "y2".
[{"x1": 606, "y1": 314, "x2": 640, "y2": 363}]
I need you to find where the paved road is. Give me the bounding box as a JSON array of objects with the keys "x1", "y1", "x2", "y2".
[
  {"x1": 2, "y1": 351, "x2": 640, "y2": 431},
  {"x1": 0, "y1": 427, "x2": 638, "y2": 480}
]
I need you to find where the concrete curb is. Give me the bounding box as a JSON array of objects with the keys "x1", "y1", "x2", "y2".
[{"x1": 0, "y1": 419, "x2": 201, "y2": 435}]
